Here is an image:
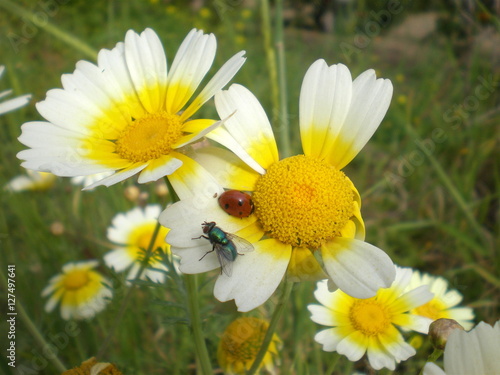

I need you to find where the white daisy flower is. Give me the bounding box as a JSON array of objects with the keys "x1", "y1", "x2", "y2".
[
  {"x1": 42, "y1": 260, "x2": 112, "y2": 320},
  {"x1": 406, "y1": 270, "x2": 475, "y2": 330},
  {"x1": 17, "y1": 28, "x2": 245, "y2": 194},
  {"x1": 4, "y1": 170, "x2": 56, "y2": 192},
  {"x1": 423, "y1": 320, "x2": 500, "y2": 375},
  {"x1": 308, "y1": 266, "x2": 434, "y2": 371},
  {"x1": 160, "y1": 60, "x2": 395, "y2": 312},
  {"x1": 104, "y1": 204, "x2": 171, "y2": 283},
  {"x1": 0, "y1": 65, "x2": 31, "y2": 115}
]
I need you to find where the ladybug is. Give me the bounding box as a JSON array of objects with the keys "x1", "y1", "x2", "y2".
[{"x1": 218, "y1": 190, "x2": 254, "y2": 218}]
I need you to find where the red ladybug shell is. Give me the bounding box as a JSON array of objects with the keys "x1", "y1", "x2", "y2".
[{"x1": 218, "y1": 190, "x2": 254, "y2": 218}]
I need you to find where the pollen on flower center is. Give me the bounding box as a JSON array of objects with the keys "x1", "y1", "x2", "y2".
[
  {"x1": 349, "y1": 299, "x2": 391, "y2": 335},
  {"x1": 219, "y1": 317, "x2": 267, "y2": 362},
  {"x1": 115, "y1": 112, "x2": 184, "y2": 163},
  {"x1": 63, "y1": 270, "x2": 90, "y2": 290},
  {"x1": 252, "y1": 155, "x2": 354, "y2": 248}
]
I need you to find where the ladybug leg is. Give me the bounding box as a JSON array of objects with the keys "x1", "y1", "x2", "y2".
[{"x1": 199, "y1": 244, "x2": 216, "y2": 261}]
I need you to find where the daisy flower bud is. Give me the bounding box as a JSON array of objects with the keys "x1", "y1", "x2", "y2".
[{"x1": 428, "y1": 318, "x2": 465, "y2": 350}]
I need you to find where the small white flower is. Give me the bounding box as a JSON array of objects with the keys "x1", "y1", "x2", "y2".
[
  {"x1": 308, "y1": 266, "x2": 433, "y2": 371},
  {"x1": 0, "y1": 65, "x2": 31, "y2": 115},
  {"x1": 423, "y1": 320, "x2": 500, "y2": 375},
  {"x1": 17, "y1": 28, "x2": 245, "y2": 192},
  {"x1": 42, "y1": 260, "x2": 112, "y2": 320},
  {"x1": 104, "y1": 205, "x2": 172, "y2": 283},
  {"x1": 405, "y1": 270, "x2": 475, "y2": 330},
  {"x1": 4, "y1": 170, "x2": 56, "y2": 192}
]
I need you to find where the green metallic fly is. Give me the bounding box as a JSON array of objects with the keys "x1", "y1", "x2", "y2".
[{"x1": 194, "y1": 221, "x2": 254, "y2": 276}]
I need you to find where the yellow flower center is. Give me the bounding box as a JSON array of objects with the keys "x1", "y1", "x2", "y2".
[
  {"x1": 252, "y1": 155, "x2": 354, "y2": 248},
  {"x1": 218, "y1": 317, "x2": 279, "y2": 373},
  {"x1": 414, "y1": 298, "x2": 448, "y2": 320},
  {"x1": 63, "y1": 270, "x2": 90, "y2": 290},
  {"x1": 62, "y1": 357, "x2": 123, "y2": 375},
  {"x1": 115, "y1": 112, "x2": 183, "y2": 162},
  {"x1": 349, "y1": 299, "x2": 391, "y2": 336},
  {"x1": 128, "y1": 224, "x2": 169, "y2": 265}
]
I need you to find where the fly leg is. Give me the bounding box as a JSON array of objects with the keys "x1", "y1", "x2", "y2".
[{"x1": 199, "y1": 244, "x2": 216, "y2": 261}]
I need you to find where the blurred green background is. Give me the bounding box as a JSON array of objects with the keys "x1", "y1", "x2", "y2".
[{"x1": 0, "y1": 0, "x2": 498, "y2": 374}]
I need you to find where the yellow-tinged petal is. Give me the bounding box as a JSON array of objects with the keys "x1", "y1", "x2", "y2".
[
  {"x1": 192, "y1": 147, "x2": 260, "y2": 191},
  {"x1": 182, "y1": 118, "x2": 216, "y2": 133},
  {"x1": 214, "y1": 84, "x2": 279, "y2": 171},
  {"x1": 168, "y1": 151, "x2": 221, "y2": 200},
  {"x1": 287, "y1": 247, "x2": 327, "y2": 282},
  {"x1": 233, "y1": 221, "x2": 265, "y2": 244}
]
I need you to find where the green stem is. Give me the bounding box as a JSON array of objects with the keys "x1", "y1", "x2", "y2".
[
  {"x1": 260, "y1": 0, "x2": 280, "y2": 131},
  {"x1": 96, "y1": 220, "x2": 162, "y2": 359},
  {"x1": 324, "y1": 352, "x2": 341, "y2": 374},
  {"x1": 0, "y1": 0, "x2": 96, "y2": 59},
  {"x1": 185, "y1": 274, "x2": 213, "y2": 375},
  {"x1": 418, "y1": 348, "x2": 443, "y2": 375},
  {"x1": 247, "y1": 280, "x2": 293, "y2": 375},
  {"x1": 164, "y1": 177, "x2": 212, "y2": 373},
  {"x1": 0, "y1": 268, "x2": 67, "y2": 372},
  {"x1": 274, "y1": 0, "x2": 291, "y2": 157},
  {"x1": 406, "y1": 123, "x2": 492, "y2": 254}
]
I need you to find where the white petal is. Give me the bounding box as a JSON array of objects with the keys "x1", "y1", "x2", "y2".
[
  {"x1": 213, "y1": 239, "x2": 291, "y2": 312},
  {"x1": 191, "y1": 147, "x2": 260, "y2": 191},
  {"x1": 321, "y1": 237, "x2": 395, "y2": 299},
  {"x1": 422, "y1": 362, "x2": 446, "y2": 375},
  {"x1": 308, "y1": 304, "x2": 336, "y2": 326},
  {"x1": 166, "y1": 29, "x2": 216, "y2": 113},
  {"x1": 166, "y1": 151, "x2": 223, "y2": 200},
  {"x1": 330, "y1": 70, "x2": 393, "y2": 169},
  {"x1": 83, "y1": 164, "x2": 147, "y2": 190},
  {"x1": 175, "y1": 244, "x2": 221, "y2": 274},
  {"x1": 0, "y1": 94, "x2": 31, "y2": 115},
  {"x1": 124, "y1": 28, "x2": 167, "y2": 113},
  {"x1": 444, "y1": 321, "x2": 500, "y2": 375},
  {"x1": 366, "y1": 348, "x2": 396, "y2": 370},
  {"x1": 104, "y1": 249, "x2": 133, "y2": 272},
  {"x1": 181, "y1": 50, "x2": 246, "y2": 120},
  {"x1": 299, "y1": 60, "x2": 352, "y2": 159},
  {"x1": 336, "y1": 331, "x2": 367, "y2": 361},
  {"x1": 313, "y1": 279, "x2": 337, "y2": 308},
  {"x1": 143, "y1": 267, "x2": 166, "y2": 283},
  {"x1": 314, "y1": 328, "x2": 344, "y2": 351},
  {"x1": 137, "y1": 155, "x2": 182, "y2": 183},
  {"x1": 214, "y1": 84, "x2": 278, "y2": 171}
]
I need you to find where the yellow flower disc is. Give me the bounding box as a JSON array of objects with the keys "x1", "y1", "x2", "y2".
[
  {"x1": 115, "y1": 112, "x2": 183, "y2": 162},
  {"x1": 252, "y1": 155, "x2": 354, "y2": 248},
  {"x1": 218, "y1": 317, "x2": 279, "y2": 374},
  {"x1": 414, "y1": 298, "x2": 448, "y2": 320},
  {"x1": 63, "y1": 270, "x2": 90, "y2": 290},
  {"x1": 349, "y1": 299, "x2": 391, "y2": 336}
]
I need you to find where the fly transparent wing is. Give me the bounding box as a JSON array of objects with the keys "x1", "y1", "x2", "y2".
[
  {"x1": 225, "y1": 233, "x2": 254, "y2": 254},
  {"x1": 215, "y1": 244, "x2": 234, "y2": 277}
]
